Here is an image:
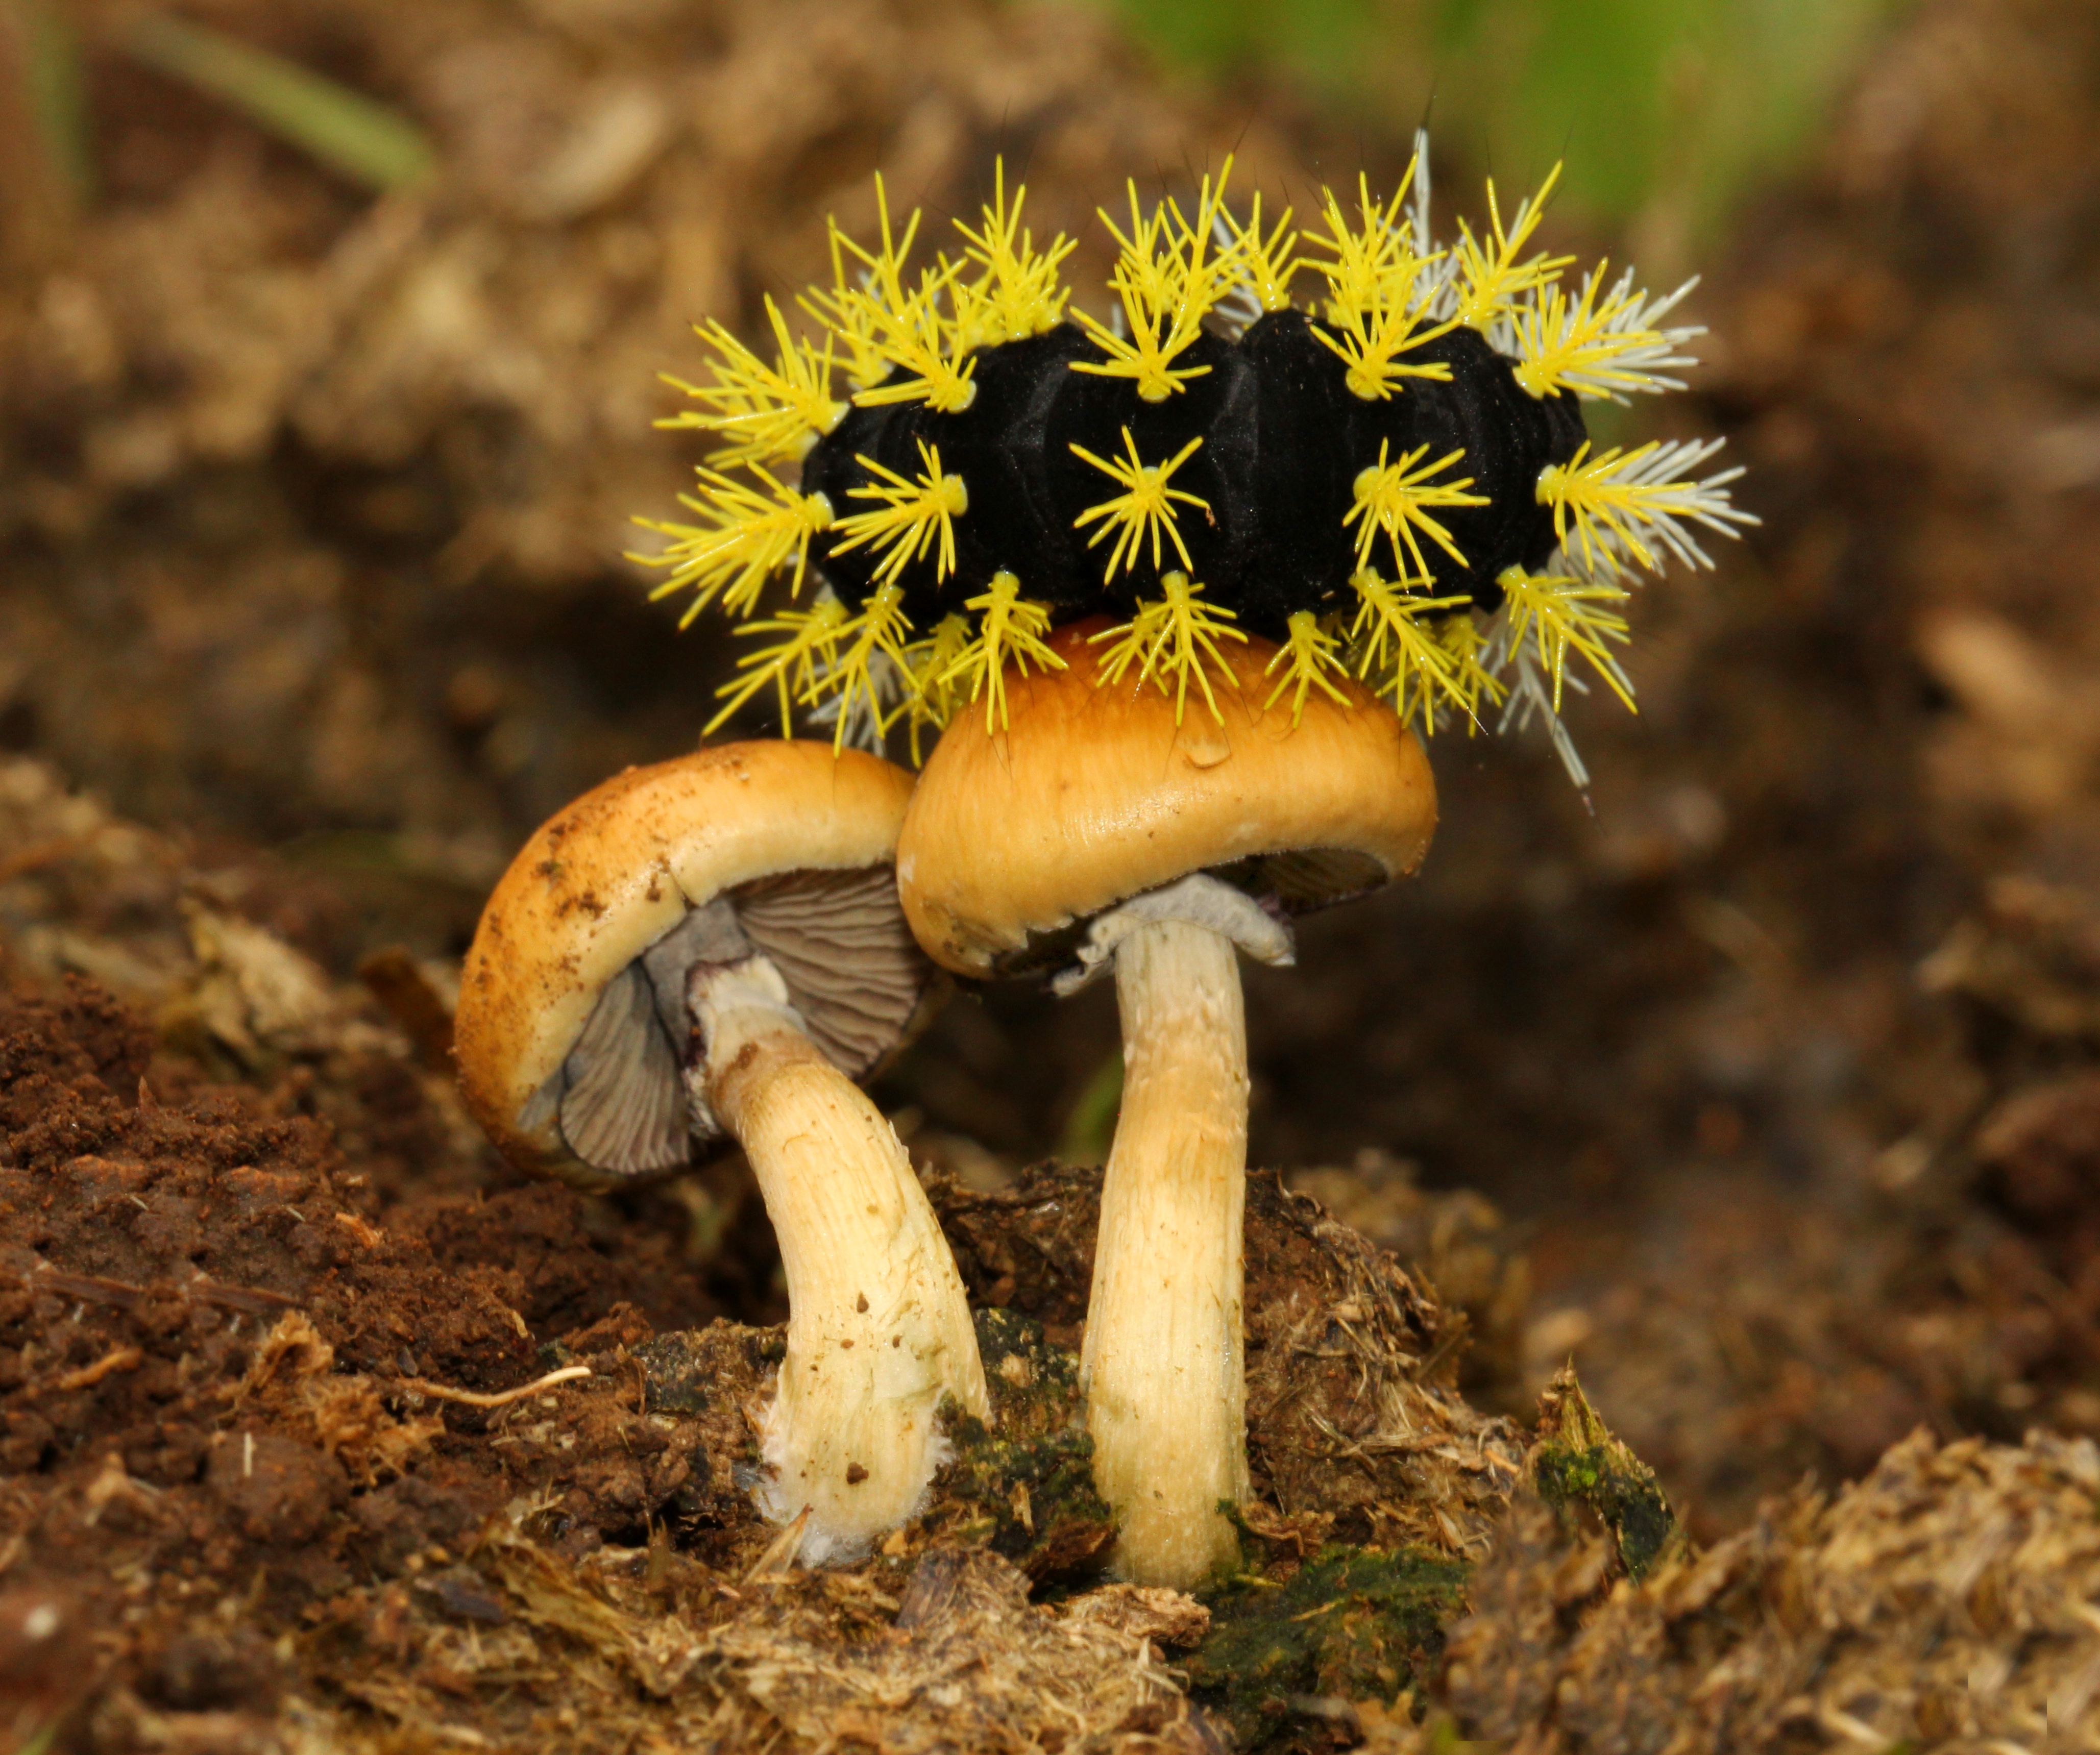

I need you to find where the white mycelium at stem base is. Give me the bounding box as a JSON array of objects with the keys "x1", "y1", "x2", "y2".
[
  {"x1": 694, "y1": 958, "x2": 988, "y2": 1561},
  {"x1": 1082, "y1": 916, "x2": 1252, "y2": 1588}
]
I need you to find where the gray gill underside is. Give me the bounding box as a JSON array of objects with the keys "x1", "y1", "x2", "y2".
[{"x1": 527, "y1": 864, "x2": 932, "y2": 1181}]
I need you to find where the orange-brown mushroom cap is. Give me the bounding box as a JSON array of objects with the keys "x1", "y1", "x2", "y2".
[
  {"x1": 456, "y1": 742, "x2": 934, "y2": 1187},
  {"x1": 897, "y1": 622, "x2": 1439, "y2": 979}
]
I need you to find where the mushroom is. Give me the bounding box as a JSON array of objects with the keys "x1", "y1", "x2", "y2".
[
  {"x1": 895, "y1": 623, "x2": 1436, "y2": 1587},
  {"x1": 454, "y1": 740, "x2": 987, "y2": 1560}
]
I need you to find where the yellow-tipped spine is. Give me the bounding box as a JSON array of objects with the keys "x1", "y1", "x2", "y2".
[
  {"x1": 828, "y1": 441, "x2": 969, "y2": 589},
  {"x1": 1451, "y1": 165, "x2": 1573, "y2": 332},
  {"x1": 632, "y1": 465, "x2": 833, "y2": 626},
  {"x1": 1496, "y1": 566, "x2": 1634, "y2": 713},
  {"x1": 1346, "y1": 569, "x2": 1472, "y2": 731},
  {"x1": 938, "y1": 573, "x2": 1066, "y2": 733},
  {"x1": 1345, "y1": 441, "x2": 1487, "y2": 581},
  {"x1": 1090, "y1": 572, "x2": 1246, "y2": 726},
  {"x1": 1070, "y1": 430, "x2": 1209, "y2": 582},
  {"x1": 1262, "y1": 611, "x2": 1352, "y2": 725}
]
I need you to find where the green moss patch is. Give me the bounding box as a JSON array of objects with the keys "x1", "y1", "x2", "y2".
[
  {"x1": 1187, "y1": 1545, "x2": 1468, "y2": 1748},
  {"x1": 1529, "y1": 1368, "x2": 1678, "y2": 1581},
  {"x1": 920, "y1": 1307, "x2": 1118, "y2": 1582}
]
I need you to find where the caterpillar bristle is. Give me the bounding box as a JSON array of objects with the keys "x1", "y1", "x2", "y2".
[
  {"x1": 827, "y1": 440, "x2": 967, "y2": 587},
  {"x1": 1496, "y1": 565, "x2": 1635, "y2": 715},
  {"x1": 938, "y1": 572, "x2": 1065, "y2": 733},
  {"x1": 631, "y1": 463, "x2": 832, "y2": 626},
  {"x1": 1219, "y1": 190, "x2": 1300, "y2": 318},
  {"x1": 1091, "y1": 572, "x2": 1245, "y2": 727},
  {"x1": 1305, "y1": 164, "x2": 1459, "y2": 402},
  {"x1": 659, "y1": 298, "x2": 843, "y2": 464},
  {"x1": 1069, "y1": 162, "x2": 1236, "y2": 402},
  {"x1": 1345, "y1": 441, "x2": 1487, "y2": 581},
  {"x1": 804, "y1": 219, "x2": 894, "y2": 394},
  {"x1": 1451, "y1": 164, "x2": 1574, "y2": 332},
  {"x1": 1263, "y1": 610, "x2": 1352, "y2": 725},
  {"x1": 813, "y1": 582, "x2": 919, "y2": 753},
  {"x1": 836, "y1": 177, "x2": 978, "y2": 414},
  {"x1": 951, "y1": 163, "x2": 1076, "y2": 349},
  {"x1": 901, "y1": 613, "x2": 972, "y2": 763},
  {"x1": 1538, "y1": 439, "x2": 1756, "y2": 579},
  {"x1": 1070, "y1": 429, "x2": 1208, "y2": 582},
  {"x1": 1512, "y1": 265, "x2": 1701, "y2": 402},
  {"x1": 706, "y1": 596, "x2": 851, "y2": 738},
  {"x1": 1346, "y1": 569, "x2": 1471, "y2": 730}
]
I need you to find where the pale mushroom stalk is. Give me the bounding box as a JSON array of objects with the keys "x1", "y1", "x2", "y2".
[
  {"x1": 1057, "y1": 874, "x2": 1291, "y2": 1586},
  {"x1": 1086, "y1": 916, "x2": 1250, "y2": 1585},
  {"x1": 686, "y1": 946, "x2": 986, "y2": 1552}
]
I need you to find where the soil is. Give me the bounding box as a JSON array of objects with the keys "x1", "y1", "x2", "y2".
[
  {"x1": 4, "y1": 0, "x2": 2100, "y2": 1745},
  {"x1": 0, "y1": 967, "x2": 1533, "y2": 1750}
]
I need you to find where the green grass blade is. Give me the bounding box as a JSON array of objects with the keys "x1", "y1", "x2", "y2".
[
  {"x1": 16, "y1": 0, "x2": 93, "y2": 201},
  {"x1": 124, "y1": 12, "x2": 435, "y2": 191}
]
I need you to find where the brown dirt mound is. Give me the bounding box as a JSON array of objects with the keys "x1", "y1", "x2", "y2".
[{"x1": 1420, "y1": 1425, "x2": 2100, "y2": 1752}]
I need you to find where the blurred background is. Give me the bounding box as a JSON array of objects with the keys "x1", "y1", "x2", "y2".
[{"x1": 5, "y1": 0, "x2": 2100, "y2": 1539}]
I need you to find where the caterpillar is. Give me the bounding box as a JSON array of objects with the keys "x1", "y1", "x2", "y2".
[{"x1": 636, "y1": 139, "x2": 1754, "y2": 782}]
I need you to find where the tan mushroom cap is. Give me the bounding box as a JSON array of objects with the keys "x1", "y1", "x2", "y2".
[
  {"x1": 456, "y1": 741, "x2": 924, "y2": 1183},
  {"x1": 897, "y1": 620, "x2": 1439, "y2": 978}
]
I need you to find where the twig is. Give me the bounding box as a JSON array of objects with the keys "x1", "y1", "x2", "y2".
[
  {"x1": 395, "y1": 1365, "x2": 592, "y2": 1409},
  {"x1": 52, "y1": 1347, "x2": 142, "y2": 1392},
  {"x1": 11, "y1": 1264, "x2": 299, "y2": 1317}
]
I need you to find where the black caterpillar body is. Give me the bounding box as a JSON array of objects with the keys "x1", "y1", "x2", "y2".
[{"x1": 801, "y1": 312, "x2": 1590, "y2": 641}]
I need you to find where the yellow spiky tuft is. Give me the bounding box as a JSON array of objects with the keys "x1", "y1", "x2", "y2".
[
  {"x1": 950, "y1": 163, "x2": 1076, "y2": 351},
  {"x1": 658, "y1": 297, "x2": 843, "y2": 466},
  {"x1": 900, "y1": 613, "x2": 971, "y2": 765},
  {"x1": 1069, "y1": 429, "x2": 1209, "y2": 582},
  {"x1": 705, "y1": 596, "x2": 850, "y2": 738},
  {"x1": 804, "y1": 219, "x2": 895, "y2": 395},
  {"x1": 1345, "y1": 568, "x2": 1471, "y2": 731},
  {"x1": 1090, "y1": 571, "x2": 1246, "y2": 726},
  {"x1": 1262, "y1": 610, "x2": 1352, "y2": 725},
  {"x1": 1535, "y1": 440, "x2": 1745, "y2": 579},
  {"x1": 1512, "y1": 266, "x2": 1670, "y2": 401},
  {"x1": 1450, "y1": 165, "x2": 1573, "y2": 332},
  {"x1": 1069, "y1": 161, "x2": 1237, "y2": 402},
  {"x1": 632, "y1": 464, "x2": 833, "y2": 627},
  {"x1": 1222, "y1": 191, "x2": 1300, "y2": 315},
  {"x1": 1306, "y1": 170, "x2": 1414, "y2": 320},
  {"x1": 936, "y1": 572, "x2": 1066, "y2": 733},
  {"x1": 805, "y1": 582, "x2": 920, "y2": 752},
  {"x1": 1344, "y1": 440, "x2": 1487, "y2": 581},
  {"x1": 1435, "y1": 609, "x2": 1507, "y2": 730},
  {"x1": 1304, "y1": 165, "x2": 1457, "y2": 402},
  {"x1": 827, "y1": 440, "x2": 968, "y2": 589},
  {"x1": 1497, "y1": 566, "x2": 1634, "y2": 714},
  {"x1": 832, "y1": 177, "x2": 978, "y2": 414}
]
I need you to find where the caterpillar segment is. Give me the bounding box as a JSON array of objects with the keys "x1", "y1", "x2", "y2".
[{"x1": 640, "y1": 135, "x2": 1755, "y2": 778}]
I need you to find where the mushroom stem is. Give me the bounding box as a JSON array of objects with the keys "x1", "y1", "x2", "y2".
[
  {"x1": 697, "y1": 959, "x2": 988, "y2": 1563},
  {"x1": 1081, "y1": 916, "x2": 1251, "y2": 1587}
]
